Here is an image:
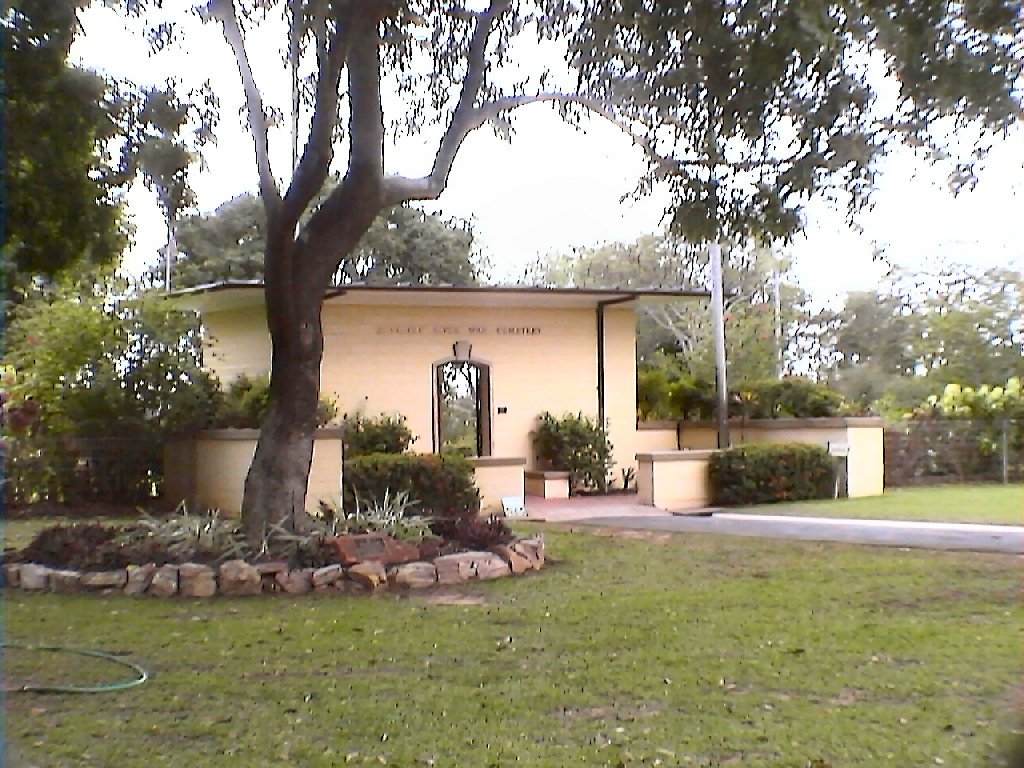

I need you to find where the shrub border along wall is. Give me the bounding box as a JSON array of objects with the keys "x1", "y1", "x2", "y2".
[{"x1": 708, "y1": 443, "x2": 835, "y2": 506}]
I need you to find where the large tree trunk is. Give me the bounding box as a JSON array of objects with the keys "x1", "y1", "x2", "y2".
[
  {"x1": 239, "y1": 268, "x2": 326, "y2": 545},
  {"x1": 240, "y1": 182, "x2": 383, "y2": 546}
]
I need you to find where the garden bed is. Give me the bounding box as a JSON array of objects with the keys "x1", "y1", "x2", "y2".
[{"x1": 1, "y1": 531, "x2": 546, "y2": 598}]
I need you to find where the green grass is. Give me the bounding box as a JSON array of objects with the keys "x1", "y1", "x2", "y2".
[
  {"x1": 732, "y1": 484, "x2": 1024, "y2": 525},
  {"x1": 3, "y1": 522, "x2": 1021, "y2": 767}
]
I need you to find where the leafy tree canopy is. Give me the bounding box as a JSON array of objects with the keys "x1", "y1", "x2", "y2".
[
  {"x1": 825, "y1": 264, "x2": 1024, "y2": 410},
  {"x1": 1, "y1": 1, "x2": 215, "y2": 304},
  {"x1": 563, "y1": 0, "x2": 1023, "y2": 242},
  {"x1": 146, "y1": 195, "x2": 480, "y2": 289},
  {"x1": 527, "y1": 235, "x2": 817, "y2": 384}
]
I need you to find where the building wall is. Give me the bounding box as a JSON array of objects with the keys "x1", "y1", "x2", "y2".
[{"x1": 202, "y1": 302, "x2": 639, "y2": 475}]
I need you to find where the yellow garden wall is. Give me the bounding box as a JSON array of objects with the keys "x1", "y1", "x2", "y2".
[
  {"x1": 660, "y1": 417, "x2": 884, "y2": 498},
  {"x1": 636, "y1": 450, "x2": 714, "y2": 510},
  {"x1": 164, "y1": 429, "x2": 344, "y2": 515},
  {"x1": 468, "y1": 457, "x2": 526, "y2": 514}
]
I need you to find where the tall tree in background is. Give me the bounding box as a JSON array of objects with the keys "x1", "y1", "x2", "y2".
[
  {"x1": 2, "y1": 1, "x2": 125, "y2": 303},
  {"x1": 527, "y1": 236, "x2": 818, "y2": 384},
  {"x1": 146, "y1": 195, "x2": 479, "y2": 289},
  {"x1": 1, "y1": 1, "x2": 214, "y2": 304},
  {"x1": 826, "y1": 265, "x2": 1024, "y2": 410},
  {"x1": 117, "y1": 0, "x2": 1021, "y2": 542}
]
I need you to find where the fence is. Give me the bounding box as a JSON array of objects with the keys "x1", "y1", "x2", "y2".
[
  {"x1": 883, "y1": 419, "x2": 1022, "y2": 487},
  {"x1": 3, "y1": 436, "x2": 164, "y2": 508}
]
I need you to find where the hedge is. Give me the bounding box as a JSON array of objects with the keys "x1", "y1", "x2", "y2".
[
  {"x1": 708, "y1": 443, "x2": 835, "y2": 506},
  {"x1": 343, "y1": 452, "x2": 480, "y2": 519}
]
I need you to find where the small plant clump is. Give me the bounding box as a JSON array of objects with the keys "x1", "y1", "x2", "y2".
[
  {"x1": 532, "y1": 412, "x2": 614, "y2": 493},
  {"x1": 431, "y1": 515, "x2": 514, "y2": 550}
]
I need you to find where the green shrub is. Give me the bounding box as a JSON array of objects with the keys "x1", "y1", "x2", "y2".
[
  {"x1": 209, "y1": 375, "x2": 337, "y2": 429},
  {"x1": 341, "y1": 413, "x2": 415, "y2": 458},
  {"x1": 342, "y1": 452, "x2": 479, "y2": 519},
  {"x1": 532, "y1": 412, "x2": 613, "y2": 493},
  {"x1": 708, "y1": 443, "x2": 835, "y2": 506},
  {"x1": 733, "y1": 378, "x2": 844, "y2": 419}
]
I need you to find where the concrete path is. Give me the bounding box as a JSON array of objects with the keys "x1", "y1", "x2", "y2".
[
  {"x1": 524, "y1": 497, "x2": 1024, "y2": 553},
  {"x1": 567, "y1": 512, "x2": 1024, "y2": 554}
]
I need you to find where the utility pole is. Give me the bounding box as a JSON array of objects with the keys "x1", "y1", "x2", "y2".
[{"x1": 710, "y1": 241, "x2": 729, "y2": 449}]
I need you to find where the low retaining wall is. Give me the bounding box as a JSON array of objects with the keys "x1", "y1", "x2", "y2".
[
  {"x1": 638, "y1": 417, "x2": 884, "y2": 498},
  {"x1": 2, "y1": 536, "x2": 546, "y2": 598},
  {"x1": 164, "y1": 429, "x2": 345, "y2": 514},
  {"x1": 636, "y1": 450, "x2": 714, "y2": 510},
  {"x1": 524, "y1": 470, "x2": 570, "y2": 499},
  {"x1": 469, "y1": 456, "x2": 526, "y2": 513}
]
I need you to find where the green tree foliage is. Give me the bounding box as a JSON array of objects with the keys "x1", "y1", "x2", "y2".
[
  {"x1": 149, "y1": 196, "x2": 479, "y2": 289},
  {"x1": 528, "y1": 235, "x2": 817, "y2": 383},
  {"x1": 1, "y1": 2, "x2": 215, "y2": 304},
  {"x1": 826, "y1": 265, "x2": 1024, "y2": 410},
  {"x1": 2, "y1": 1, "x2": 126, "y2": 301},
  {"x1": 1, "y1": 273, "x2": 219, "y2": 501},
  {"x1": 565, "y1": 0, "x2": 1022, "y2": 242}
]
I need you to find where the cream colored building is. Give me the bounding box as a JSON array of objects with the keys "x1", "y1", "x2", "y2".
[
  {"x1": 173, "y1": 283, "x2": 708, "y2": 511},
  {"x1": 171, "y1": 282, "x2": 883, "y2": 514}
]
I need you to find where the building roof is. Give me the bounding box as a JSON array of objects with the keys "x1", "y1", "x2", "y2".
[{"x1": 169, "y1": 281, "x2": 711, "y2": 313}]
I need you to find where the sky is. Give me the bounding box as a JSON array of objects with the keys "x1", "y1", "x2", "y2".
[{"x1": 73, "y1": 6, "x2": 1024, "y2": 307}]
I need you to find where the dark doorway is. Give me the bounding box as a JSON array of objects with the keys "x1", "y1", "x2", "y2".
[{"x1": 435, "y1": 360, "x2": 491, "y2": 456}]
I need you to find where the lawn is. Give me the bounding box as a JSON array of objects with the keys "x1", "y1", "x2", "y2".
[
  {"x1": 733, "y1": 484, "x2": 1024, "y2": 525},
  {"x1": 3, "y1": 522, "x2": 1022, "y2": 767}
]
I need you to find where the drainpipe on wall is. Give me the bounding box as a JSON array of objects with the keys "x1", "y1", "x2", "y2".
[{"x1": 596, "y1": 296, "x2": 635, "y2": 428}]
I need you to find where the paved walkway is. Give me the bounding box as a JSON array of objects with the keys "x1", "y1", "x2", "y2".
[{"x1": 524, "y1": 497, "x2": 1024, "y2": 554}]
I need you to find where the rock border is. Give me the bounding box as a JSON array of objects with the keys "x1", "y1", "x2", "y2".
[{"x1": 1, "y1": 536, "x2": 545, "y2": 598}]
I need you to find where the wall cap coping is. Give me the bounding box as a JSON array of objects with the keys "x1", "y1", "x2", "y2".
[
  {"x1": 637, "y1": 420, "x2": 678, "y2": 431},
  {"x1": 468, "y1": 456, "x2": 527, "y2": 468},
  {"x1": 636, "y1": 450, "x2": 718, "y2": 463},
  {"x1": 640, "y1": 417, "x2": 883, "y2": 430},
  {"x1": 524, "y1": 469, "x2": 571, "y2": 480},
  {"x1": 186, "y1": 427, "x2": 346, "y2": 441}
]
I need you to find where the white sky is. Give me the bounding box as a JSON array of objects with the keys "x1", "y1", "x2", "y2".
[{"x1": 73, "y1": 7, "x2": 1023, "y2": 306}]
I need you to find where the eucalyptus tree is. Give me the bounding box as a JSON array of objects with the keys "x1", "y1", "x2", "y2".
[{"x1": 117, "y1": 0, "x2": 1021, "y2": 542}]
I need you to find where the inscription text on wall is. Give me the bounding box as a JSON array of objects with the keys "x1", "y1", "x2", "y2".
[{"x1": 375, "y1": 325, "x2": 542, "y2": 336}]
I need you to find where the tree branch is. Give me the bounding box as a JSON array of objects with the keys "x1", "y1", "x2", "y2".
[
  {"x1": 210, "y1": 0, "x2": 281, "y2": 213},
  {"x1": 283, "y1": 4, "x2": 354, "y2": 225},
  {"x1": 346, "y1": 1, "x2": 386, "y2": 186}
]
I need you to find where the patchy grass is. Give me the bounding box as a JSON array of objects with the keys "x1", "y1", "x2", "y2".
[
  {"x1": 3, "y1": 523, "x2": 1022, "y2": 768},
  {"x1": 732, "y1": 484, "x2": 1023, "y2": 525}
]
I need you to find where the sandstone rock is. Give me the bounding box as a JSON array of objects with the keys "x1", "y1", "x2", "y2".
[
  {"x1": 514, "y1": 536, "x2": 545, "y2": 568},
  {"x1": 327, "y1": 534, "x2": 420, "y2": 566},
  {"x1": 179, "y1": 563, "x2": 217, "y2": 597},
  {"x1": 490, "y1": 544, "x2": 533, "y2": 575},
  {"x1": 219, "y1": 560, "x2": 262, "y2": 597},
  {"x1": 276, "y1": 568, "x2": 313, "y2": 595},
  {"x1": 149, "y1": 565, "x2": 180, "y2": 597},
  {"x1": 347, "y1": 561, "x2": 387, "y2": 590},
  {"x1": 473, "y1": 552, "x2": 511, "y2": 580},
  {"x1": 80, "y1": 570, "x2": 128, "y2": 590},
  {"x1": 125, "y1": 564, "x2": 157, "y2": 596},
  {"x1": 254, "y1": 560, "x2": 289, "y2": 575},
  {"x1": 391, "y1": 561, "x2": 437, "y2": 589},
  {"x1": 49, "y1": 569, "x2": 82, "y2": 593},
  {"x1": 20, "y1": 564, "x2": 52, "y2": 591},
  {"x1": 433, "y1": 552, "x2": 478, "y2": 585},
  {"x1": 3, "y1": 563, "x2": 22, "y2": 588},
  {"x1": 418, "y1": 538, "x2": 445, "y2": 561},
  {"x1": 312, "y1": 564, "x2": 344, "y2": 587}
]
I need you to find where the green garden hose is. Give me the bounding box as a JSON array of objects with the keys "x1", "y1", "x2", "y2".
[{"x1": 1, "y1": 643, "x2": 149, "y2": 694}]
